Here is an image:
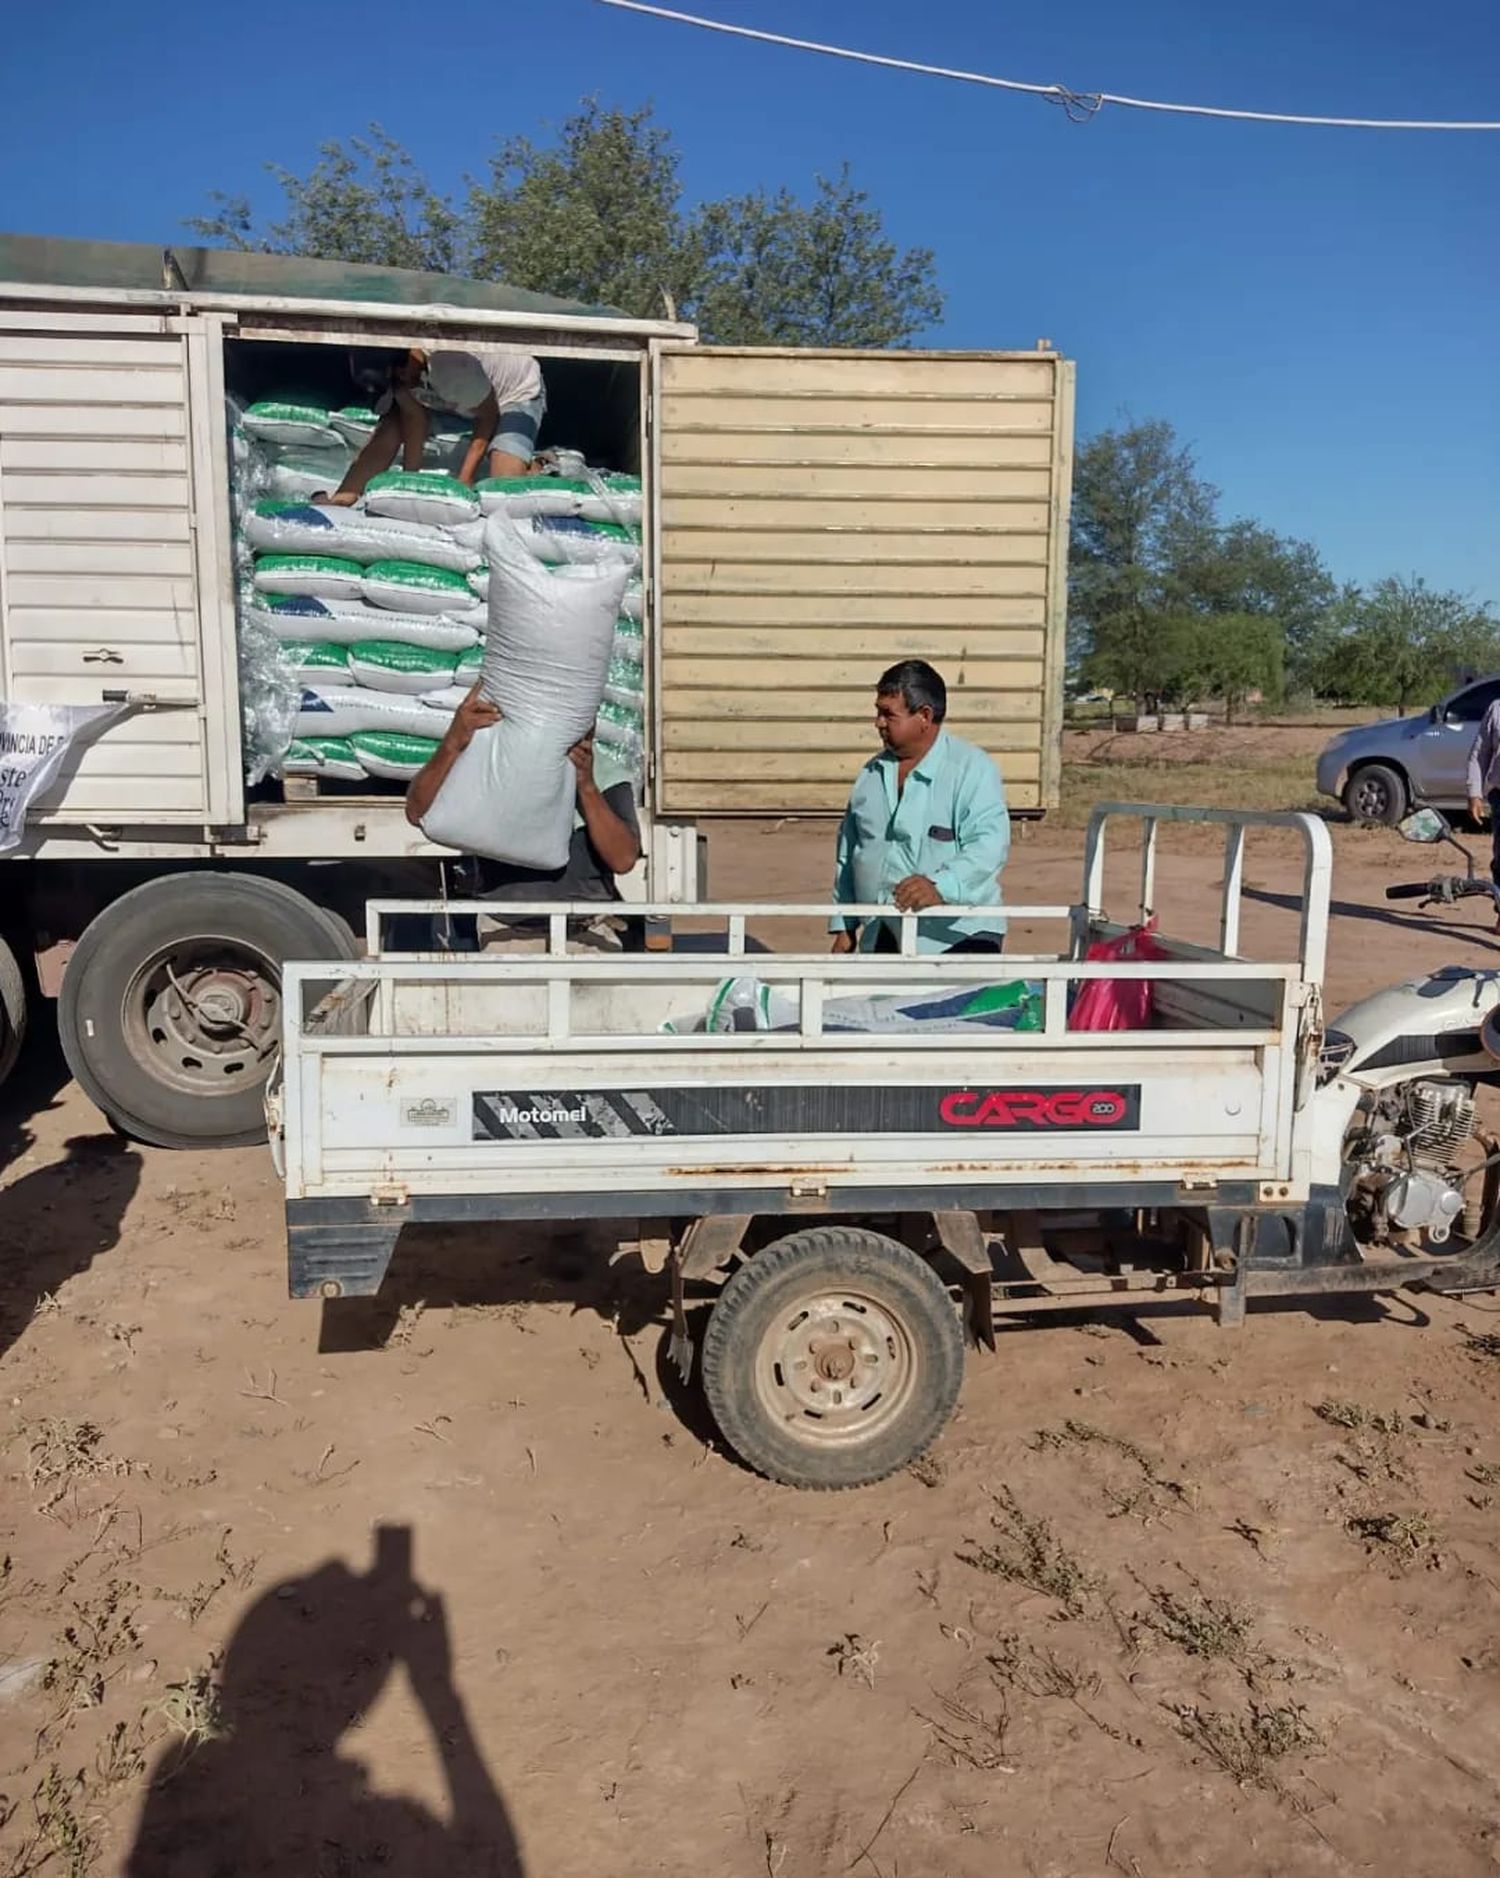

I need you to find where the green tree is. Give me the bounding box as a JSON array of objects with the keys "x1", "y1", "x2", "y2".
[
  {"x1": 188, "y1": 103, "x2": 943, "y2": 342},
  {"x1": 1070, "y1": 420, "x2": 1218, "y2": 706},
  {"x1": 1307, "y1": 575, "x2": 1500, "y2": 712},
  {"x1": 1175, "y1": 613, "x2": 1286, "y2": 721},
  {"x1": 1176, "y1": 519, "x2": 1334, "y2": 688},
  {"x1": 689, "y1": 166, "x2": 942, "y2": 346},
  {"x1": 188, "y1": 125, "x2": 463, "y2": 274},
  {"x1": 468, "y1": 101, "x2": 701, "y2": 318}
]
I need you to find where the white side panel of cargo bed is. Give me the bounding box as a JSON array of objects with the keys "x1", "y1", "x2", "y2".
[
  {"x1": 0, "y1": 316, "x2": 222, "y2": 823},
  {"x1": 653, "y1": 345, "x2": 1073, "y2": 814}
]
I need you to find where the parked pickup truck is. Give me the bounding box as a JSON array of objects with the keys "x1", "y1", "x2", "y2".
[{"x1": 272, "y1": 805, "x2": 1500, "y2": 1489}]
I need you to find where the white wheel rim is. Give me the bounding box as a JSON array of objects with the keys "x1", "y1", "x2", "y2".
[{"x1": 751, "y1": 1286, "x2": 917, "y2": 1450}]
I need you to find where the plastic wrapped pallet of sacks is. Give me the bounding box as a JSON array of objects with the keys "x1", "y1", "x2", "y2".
[
  {"x1": 243, "y1": 500, "x2": 480, "y2": 573},
  {"x1": 420, "y1": 516, "x2": 628, "y2": 869}
]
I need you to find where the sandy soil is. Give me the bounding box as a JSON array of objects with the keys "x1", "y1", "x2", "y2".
[{"x1": 3, "y1": 802, "x2": 1500, "y2": 1877}]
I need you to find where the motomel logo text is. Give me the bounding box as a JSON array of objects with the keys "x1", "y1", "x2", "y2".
[
  {"x1": 940, "y1": 1089, "x2": 1131, "y2": 1129},
  {"x1": 495, "y1": 1104, "x2": 588, "y2": 1127}
]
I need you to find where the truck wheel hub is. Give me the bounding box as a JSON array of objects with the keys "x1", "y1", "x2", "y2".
[{"x1": 767, "y1": 1294, "x2": 910, "y2": 1426}]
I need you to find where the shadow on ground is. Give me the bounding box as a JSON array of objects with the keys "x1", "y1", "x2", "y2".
[{"x1": 126, "y1": 1524, "x2": 525, "y2": 1877}]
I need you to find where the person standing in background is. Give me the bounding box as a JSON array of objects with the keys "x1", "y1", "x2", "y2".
[
  {"x1": 1466, "y1": 696, "x2": 1500, "y2": 931},
  {"x1": 318, "y1": 348, "x2": 545, "y2": 505}
]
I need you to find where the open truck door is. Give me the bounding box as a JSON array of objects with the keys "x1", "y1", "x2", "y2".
[{"x1": 649, "y1": 343, "x2": 1075, "y2": 818}]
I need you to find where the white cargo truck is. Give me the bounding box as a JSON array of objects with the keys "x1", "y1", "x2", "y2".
[{"x1": 0, "y1": 234, "x2": 1074, "y2": 1148}]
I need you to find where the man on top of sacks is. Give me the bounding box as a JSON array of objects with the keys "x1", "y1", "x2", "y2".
[{"x1": 317, "y1": 348, "x2": 546, "y2": 507}]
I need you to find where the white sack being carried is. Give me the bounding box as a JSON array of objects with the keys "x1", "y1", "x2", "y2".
[
  {"x1": 294, "y1": 685, "x2": 453, "y2": 741},
  {"x1": 420, "y1": 516, "x2": 627, "y2": 869},
  {"x1": 243, "y1": 501, "x2": 480, "y2": 573},
  {"x1": 245, "y1": 595, "x2": 481, "y2": 652}
]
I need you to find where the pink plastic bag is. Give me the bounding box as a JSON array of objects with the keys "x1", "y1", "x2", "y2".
[{"x1": 1068, "y1": 920, "x2": 1168, "y2": 1032}]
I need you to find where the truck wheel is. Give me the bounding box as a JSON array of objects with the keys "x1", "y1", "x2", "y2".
[
  {"x1": 0, "y1": 934, "x2": 27, "y2": 1090},
  {"x1": 700, "y1": 1226, "x2": 965, "y2": 1489},
  {"x1": 1343, "y1": 762, "x2": 1407, "y2": 827},
  {"x1": 58, "y1": 874, "x2": 355, "y2": 1150}
]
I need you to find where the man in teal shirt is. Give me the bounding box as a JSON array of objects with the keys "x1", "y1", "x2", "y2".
[{"x1": 830, "y1": 660, "x2": 1010, "y2": 955}]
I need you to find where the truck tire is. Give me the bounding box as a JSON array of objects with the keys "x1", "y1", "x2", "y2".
[
  {"x1": 1343, "y1": 762, "x2": 1407, "y2": 827},
  {"x1": 700, "y1": 1226, "x2": 965, "y2": 1489},
  {"x1": 58, "y1": 874, "x2": 356, "y2": 1150},
  {"x1": 0, "y1": 934, "x2": 27, "y2": 1091}
]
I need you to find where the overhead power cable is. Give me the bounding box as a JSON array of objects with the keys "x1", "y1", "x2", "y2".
[{"x1": 592, "y1": 0, "x2": 1500, "y2": 132}]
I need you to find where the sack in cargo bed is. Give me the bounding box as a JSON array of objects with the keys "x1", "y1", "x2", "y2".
[
  {"x1": 477, "y1": 475, "x2": 585, "y2": 519},
  {"x1": 350, "y1": 731, "x2": 441, "y2": 781},
  {"x1": 240, "y1": 401, "x2": 343, "y2": 449},
  {"x1": 265, "y1": 449, "x2": 355, "y2": 501},
  {"x1": 420, "y1": 516, "x2": 627, "y2": 870},
  {"x1": 365, "y1": 470, "x2": 481, "y2": 528},
  {"x1": 328, "y1": 406, "x2": 381, "y2": 447},
  {"x1": 517, "y1": 515, "x2": 641, "y2": 570},
  {"x1": 294, "y1": 685, "x2": 453, "y2": 741},
  {"x1": 346, "y1": 640, "x2": 459, "y2": 696},
  {"x1": 277, "y1": 641, "x2": 349, "y2": 674},
  {"x1": 362, "y1": 560, "x2": 480, "y2": 617},
  {"x1": 244, "y1": 501, "x2": 480, "y2": 573},
  {"x1": 246, "y1": 595, "x2": 481, "y2": 652},
  {"x1": 281, "y1": 736, "x2": 365, "y2": 782},
  {"x1": 252, "y1": 554, "x2": 365, "y2": 602}
]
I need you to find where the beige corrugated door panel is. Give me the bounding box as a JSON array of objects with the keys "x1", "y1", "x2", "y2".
[
  {"x1": 0, "y1": 310, "x2": 240, "y2": 825},
  {"x1": 652, "y1": 344, "x2": 1074, "y2": 815}
]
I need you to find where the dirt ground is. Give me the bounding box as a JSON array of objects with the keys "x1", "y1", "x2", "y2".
[{"x1": 4, "y1": 789, "x2": 1500, "y2": 1878}]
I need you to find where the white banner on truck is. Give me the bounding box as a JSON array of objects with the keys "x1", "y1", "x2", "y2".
[{"x1": 0, "y1": 701, "x2": 127, "y2": 853}]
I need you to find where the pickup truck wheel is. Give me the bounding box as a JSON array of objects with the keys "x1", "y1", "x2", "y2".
[
  {"x1": 700, "y1": 1226, "x2": 964, "y2": 1490},
  {"x1": 58, "y1": 875, "x2": 355, "y2": 1150},
  {"x1": 1343, "y1": 762, "x2": 1407, "y2": 827},
  {"x1": 0, "y1": 935, "x2": 27, "y2": 1090}
]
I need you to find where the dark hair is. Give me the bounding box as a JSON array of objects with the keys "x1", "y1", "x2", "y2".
[{"x1": 876, "y1": 659, "x2": 947, "y2": 723}]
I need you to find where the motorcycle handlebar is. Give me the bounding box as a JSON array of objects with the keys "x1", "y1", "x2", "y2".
[{"x1": 1385, "y1": 883, "x2": 1431, "y2": 900}]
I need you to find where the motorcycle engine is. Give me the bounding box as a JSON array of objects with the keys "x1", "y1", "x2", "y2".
[{"x1": 1346, "y1": 1079, "x2": 1476, "y2": 1246}]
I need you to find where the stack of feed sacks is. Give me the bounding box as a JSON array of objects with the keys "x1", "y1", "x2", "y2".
[{"x1": 228, "y1": 397, "x2": 644, "y2": 791}]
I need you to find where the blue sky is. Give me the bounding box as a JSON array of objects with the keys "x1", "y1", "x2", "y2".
[{"x1": 3, "y1": 0, "x2": 1497, "y2": 603}]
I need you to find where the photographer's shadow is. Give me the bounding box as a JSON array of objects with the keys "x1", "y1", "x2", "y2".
[{"x1": 127, "y1": 1525, "x2": 523, "y2": 1877}]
